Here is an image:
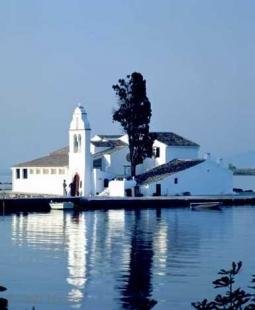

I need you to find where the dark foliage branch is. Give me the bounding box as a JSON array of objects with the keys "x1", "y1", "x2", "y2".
[
  {"x1": 192, "y1": 261, "x2": 255, "y2": 310},
  {"x1": 112, "y1": 72, "x2": 154, "y2": 177}
]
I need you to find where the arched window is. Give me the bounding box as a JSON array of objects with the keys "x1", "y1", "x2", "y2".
[
  {"x1": 73, "y1": 134, "x2": 78, "y2": 153},
  {"x1": 78, "y1": 134, "x2": 82, "y2": 152}
]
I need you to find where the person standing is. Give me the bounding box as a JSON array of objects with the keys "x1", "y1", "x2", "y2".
[{"x1": 63, "y1": 179, "x2": 67, "y2": 196}]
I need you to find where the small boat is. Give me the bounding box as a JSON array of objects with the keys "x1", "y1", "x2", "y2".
[
  {"x1": 190, "y1": 201, "x2": 222, "y2": 211},
  {"x1": 49, "y1": 201, "x2": 74, "y2": 210}
]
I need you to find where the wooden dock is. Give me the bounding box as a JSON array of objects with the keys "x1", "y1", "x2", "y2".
[
  {"x1": 0, "y1": 195, "x2": 80, "y2": 215},
  {"x1": 1, "y1": 194, "x2": 255, "y2": 214}
]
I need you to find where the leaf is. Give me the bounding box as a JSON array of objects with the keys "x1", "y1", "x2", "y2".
[
  {"x1": 232, "y1": 261, "x2": 242, "y2": 275},
  {"x1": 251, "y1": 275, "x2": 255, "y2": 283},
  {"x1": 0, "y1": 286, "x2": 7, "y2": 292},
  {"x1": 191, "y1": 299, "x2": 216, "y2": 310},
  {"x1": 213, "y1": 276, "x2": 234, "y2": 288}
]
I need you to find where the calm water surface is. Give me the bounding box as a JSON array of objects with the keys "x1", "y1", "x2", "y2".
[
  {"x1": 234, "y1": 175, "x2": 255, "y2": 190},
  {"x1": 0, "y1": 207, "x2": 255, "y2": 309}
]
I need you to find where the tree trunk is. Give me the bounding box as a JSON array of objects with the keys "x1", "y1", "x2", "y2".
[{"x1": 129, "y1": 133, "x2": 136, "y2": 177}]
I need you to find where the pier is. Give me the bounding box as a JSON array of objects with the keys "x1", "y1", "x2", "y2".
[
  {"x1": 1, "y1": 193, "x2": 255, "y2": 214},
  {"x1": 77, "y1": 195, "x2": 255, "y2": 209}
]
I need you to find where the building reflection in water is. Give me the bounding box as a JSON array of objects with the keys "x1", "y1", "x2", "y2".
[
  {"x1": 11, "y1": 211, "x2": 88, "y2": 308},
  {"x1": 153, "y1": 221, "x2": 168, "y2": 274},
  {"x1": 65, "y1": 212, "x2": 86, "y2": 305},
  {"x1": 9, "y1": 208, "x2": 209, "y2": 309},
  {"x1": 106, "y1": 210, "x2": 130, "y2": 265},
  {"x1": 11, "y1": 209, "x2": 164, "y2": 309}
]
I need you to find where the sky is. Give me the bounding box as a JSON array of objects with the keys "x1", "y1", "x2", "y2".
[{"x1": 0, "y1": 0, "x2": 254, "y2": 169}]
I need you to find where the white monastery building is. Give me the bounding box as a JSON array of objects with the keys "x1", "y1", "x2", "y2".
[{"x1": 12, "y1": 105, "x2": 233, "y2": 197}]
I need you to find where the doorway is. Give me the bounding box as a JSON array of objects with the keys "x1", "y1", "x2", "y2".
[
  {"x1": 70, "y1": 173, "x2": 80, "y2": 196},
  {"x1": 155, "y1": 184, "x2": 161, "y2": 196}
]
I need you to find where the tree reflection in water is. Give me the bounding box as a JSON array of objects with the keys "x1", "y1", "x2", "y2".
[{"x1": 119, "y1": 210, "x2": 157, "y2": 309}]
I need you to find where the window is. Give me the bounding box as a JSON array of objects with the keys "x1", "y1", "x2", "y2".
[
  {"x1": 43, "y1": 168, "x2": 49, "y2": 174},
  {"x1": 36, "y1": 169, "x2": 41, "y2": 174},
  {"x1": 78, "y1": 134, "x2": 82, "y2": 152},
  {"x1": 134, "y1": 185, "x2": 141, "y2": 197},
  {"x1": 104, "y1": 178, "x2": 109, "y2": 188},
  {"x1": 59, "y1": 168, "x2": 65, "y2": 175},
  {"x1": 174, "y1": 178, "x2": 178, "y2": 184},
  {"x1": 51, "y1": 168, "x2": 56, "y2": 174},
  {"x1": 153, "y1": 147, "x2": 160, "y2": 158},
  {"x1": 125, "y1": 188, "x2": 132, "y2": 197},
  {"x1": 73, "y1": 134, "x2": 78, "y2": 153},
  {"x1": 29, "y1": 169, "x2": 34, "y2": 174},
  {"x1": 16, "y1": 169, "x2": 20, "y2": 179},
  {"x1": 23, "y1": 169, "x2": 28, "y2": 179},
  {"x1": 93, "y1": 158, "x2": 102, "y2": 170}
]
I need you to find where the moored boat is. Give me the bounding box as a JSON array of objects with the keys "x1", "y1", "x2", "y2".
[
  {"x1": 49, "y1": 201, "x2": 74, "y2": 210},
  {"x1": 190, "y1": 201, "x2": 222, "y2": 210}
]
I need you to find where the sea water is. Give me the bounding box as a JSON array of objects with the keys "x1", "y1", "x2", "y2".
[
  {"x1": 0, "y1": 169, "x2": 11, "y2": 191},
  {"x1": 0, "y1": 206, "x2": 255, "y2": 309},
  {"x1": 233, "y1": 175, "x2": 255, "y2": 191}
]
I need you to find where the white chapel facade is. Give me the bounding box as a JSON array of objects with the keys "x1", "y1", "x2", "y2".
[{"x1": 12, "y1": 105, "x2": 233, "y2": 197}]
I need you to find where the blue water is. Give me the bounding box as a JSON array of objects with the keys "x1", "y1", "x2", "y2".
[
  {"x1": 0, "y1": 207, "x2": 255, "y2": 309},
  {"x1": 0, "y1": 169, "x2": 11, "y2": 183},
  {"x1": 0, "y1": 169, "x2": 12, "y2": 191},
  {"x1": 234, "y1": 175, "x2": 255, "y2": 191}
]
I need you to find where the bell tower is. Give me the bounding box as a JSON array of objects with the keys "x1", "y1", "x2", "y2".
[{"x1": 68, "y1": 105, "x2": 92, "y2": 196}]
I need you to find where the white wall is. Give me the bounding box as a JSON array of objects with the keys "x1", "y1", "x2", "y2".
[
  {"x1": 135, "y1": 141, "x2": 166, "y2": 174},
  {"x1": 119, "y1": 134, "x2": 128, "y2": 144},
  {"x1": 68, "y1": 106, "x2": 92, "y2": 196},
  {"x1": 136, "y1": 142, "x2": 199, "y2": 175},
  {"x1": 92, "y1": 169, "x2": 115, "y2": 195},
  {"x1": 153, "y1": 140, "x2": 167, "y2": 166},
  {"x1": 108, "y1": 180, "x2": 125, "y2": 197},
  {"x1": 166, "y1": 146, "x2": 199, "y2": 161},
  {"x1": 108, "y1": 179, "x2": 136, "y2": 197},
  {"x1": 12, "y1": 167, "x2": 68, "y2": 195},
  {"x1": 140, "y1": 160, "x2": 233, "y2": 196},
  {"x1": 105, "y1": 146, "x2": 130, "y2": 176},
  {"x1": 92, "y1": 146, "x2": 131, "y2": 195},
  {"x1": 90, "y1": 135, "x2": 102, "y2": 142}
]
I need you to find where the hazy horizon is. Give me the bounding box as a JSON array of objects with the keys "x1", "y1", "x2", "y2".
[{"x1": 0, "y1": 0, "x2": 254, "y2": 169}]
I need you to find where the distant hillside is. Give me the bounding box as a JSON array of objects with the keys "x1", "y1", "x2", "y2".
[{"x1": 226, "y1": 150, "x2": 255, "y2": 168}]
